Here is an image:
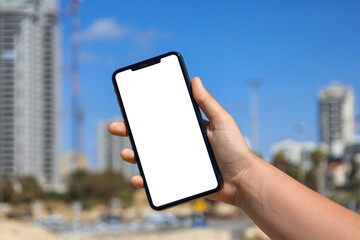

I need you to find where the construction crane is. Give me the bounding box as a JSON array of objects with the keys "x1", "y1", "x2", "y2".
[{"x1": 60, "y1": 0, "x2": 84, "y2": 155}]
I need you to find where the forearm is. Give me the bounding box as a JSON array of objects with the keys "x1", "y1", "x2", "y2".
[{"x1": 234, "y1": 154, "x2": 360, "y2": 239}]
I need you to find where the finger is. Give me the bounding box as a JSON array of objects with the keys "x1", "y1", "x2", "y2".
[
  {"x1": 130, "y1": 175, "x2": 144, "y2": 188},
  {"x1": 191, "y1": 77, "x2": 228, "y2": 122},
  {"x1": 120, "y1": 148, "x2": 136, "y2": 164},
  {"x1": 108, "y1": 122, "x2": 128, "y2": 136}
]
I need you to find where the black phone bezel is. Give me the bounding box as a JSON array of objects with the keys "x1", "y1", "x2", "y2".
[{"x1": 111, "y1": 51, "x2": 223, "y2": 210}]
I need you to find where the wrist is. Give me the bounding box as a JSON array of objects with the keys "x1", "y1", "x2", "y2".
[{"x1": 231, "y1": 152, "x2": 264, "y2": 209}]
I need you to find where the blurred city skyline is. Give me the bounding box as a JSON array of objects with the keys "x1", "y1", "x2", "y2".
[
  {"x1": 1, "y1": 1, "x2": 360, "y2": 239},
  {"x1": 59, "y1": 0, "x2": 360, "y2": 167}
]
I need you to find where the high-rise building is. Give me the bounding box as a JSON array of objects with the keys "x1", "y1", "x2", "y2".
[
  {"x1": 319, "y1": 83, "x2": 355, "y2": 155},
  {"x1": 0, "y1": 0, "x2": 59, "y2": 188},
  {"x1": 98, "y1": 119, "x2": 138, "y2": 179}
]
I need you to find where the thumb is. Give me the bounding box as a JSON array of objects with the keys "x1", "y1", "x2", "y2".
[{"x1": 191, "y1": 77, "x2": 228, "y2": 121}]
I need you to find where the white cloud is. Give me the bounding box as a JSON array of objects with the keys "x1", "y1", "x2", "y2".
[
  {"x1": 77, "y1": 18, "x2": 172, "y2": 62},
  {"x1": 79, "y1": 18, "x2": 129, "y2": 41},
  {"x1": 79, "y1": 17, "x2": 170, "y2": 48}
]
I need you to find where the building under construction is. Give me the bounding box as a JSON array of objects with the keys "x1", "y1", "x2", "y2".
[{"x1": 0, "y1": 0, "x2": 60, "y2": 189}]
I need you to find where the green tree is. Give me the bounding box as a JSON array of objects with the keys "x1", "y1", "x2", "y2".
[
  {"x1": 311, "y1": 149, "x2": 325, "y2": 166},
  {"x1": 68, "y1": 170, "x2": 135, "y2": 208},
  {"x1": 18, "y1": 176, "x2": 44, "y2": 202},
  {"x1": 272, "y1": 151, "x2": 298, "y2": 180},
  {"x1": 0, "y1": 176, "x2": 17, "y2": 203},
  {"x1": 272, "y1": 151, "x2": 287, "y2": 172},
  {"x1": 306, "y1": 149, "x2": 326, "y2": 194},
  {"x1": 305, "y1": 169, "x2": 317, "y2": 190}
]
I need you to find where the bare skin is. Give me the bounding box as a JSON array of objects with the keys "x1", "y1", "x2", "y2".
[{"x1": 109, "y1": 77, "x2": 360, "y2": 239}]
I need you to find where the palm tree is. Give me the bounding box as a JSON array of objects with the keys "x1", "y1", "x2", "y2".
[{"x1": 311, "y1": 149, "x2": 326, "y2": 195}]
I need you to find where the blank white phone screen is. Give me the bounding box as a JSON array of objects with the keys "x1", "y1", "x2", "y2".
[{"x1": 115, "y1": 54, "x2": 218, "y2": 207}]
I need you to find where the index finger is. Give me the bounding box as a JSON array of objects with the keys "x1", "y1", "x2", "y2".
[{"x1": 108, "y1": 121, "x2": 128, "y2": 136}]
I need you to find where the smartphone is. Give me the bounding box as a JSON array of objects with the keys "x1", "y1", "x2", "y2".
[{"x1": 112, "y1": 51, "x2": 222, "y2": 210}]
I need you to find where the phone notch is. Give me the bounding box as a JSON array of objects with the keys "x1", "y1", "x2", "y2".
[{"x1": 131, "y1": 58, "x2": 161, "y2": 71}]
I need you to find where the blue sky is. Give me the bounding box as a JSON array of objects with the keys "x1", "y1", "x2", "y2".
[{"x1": 60, "y1": 0, "x2": 360, "y2": 167}]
